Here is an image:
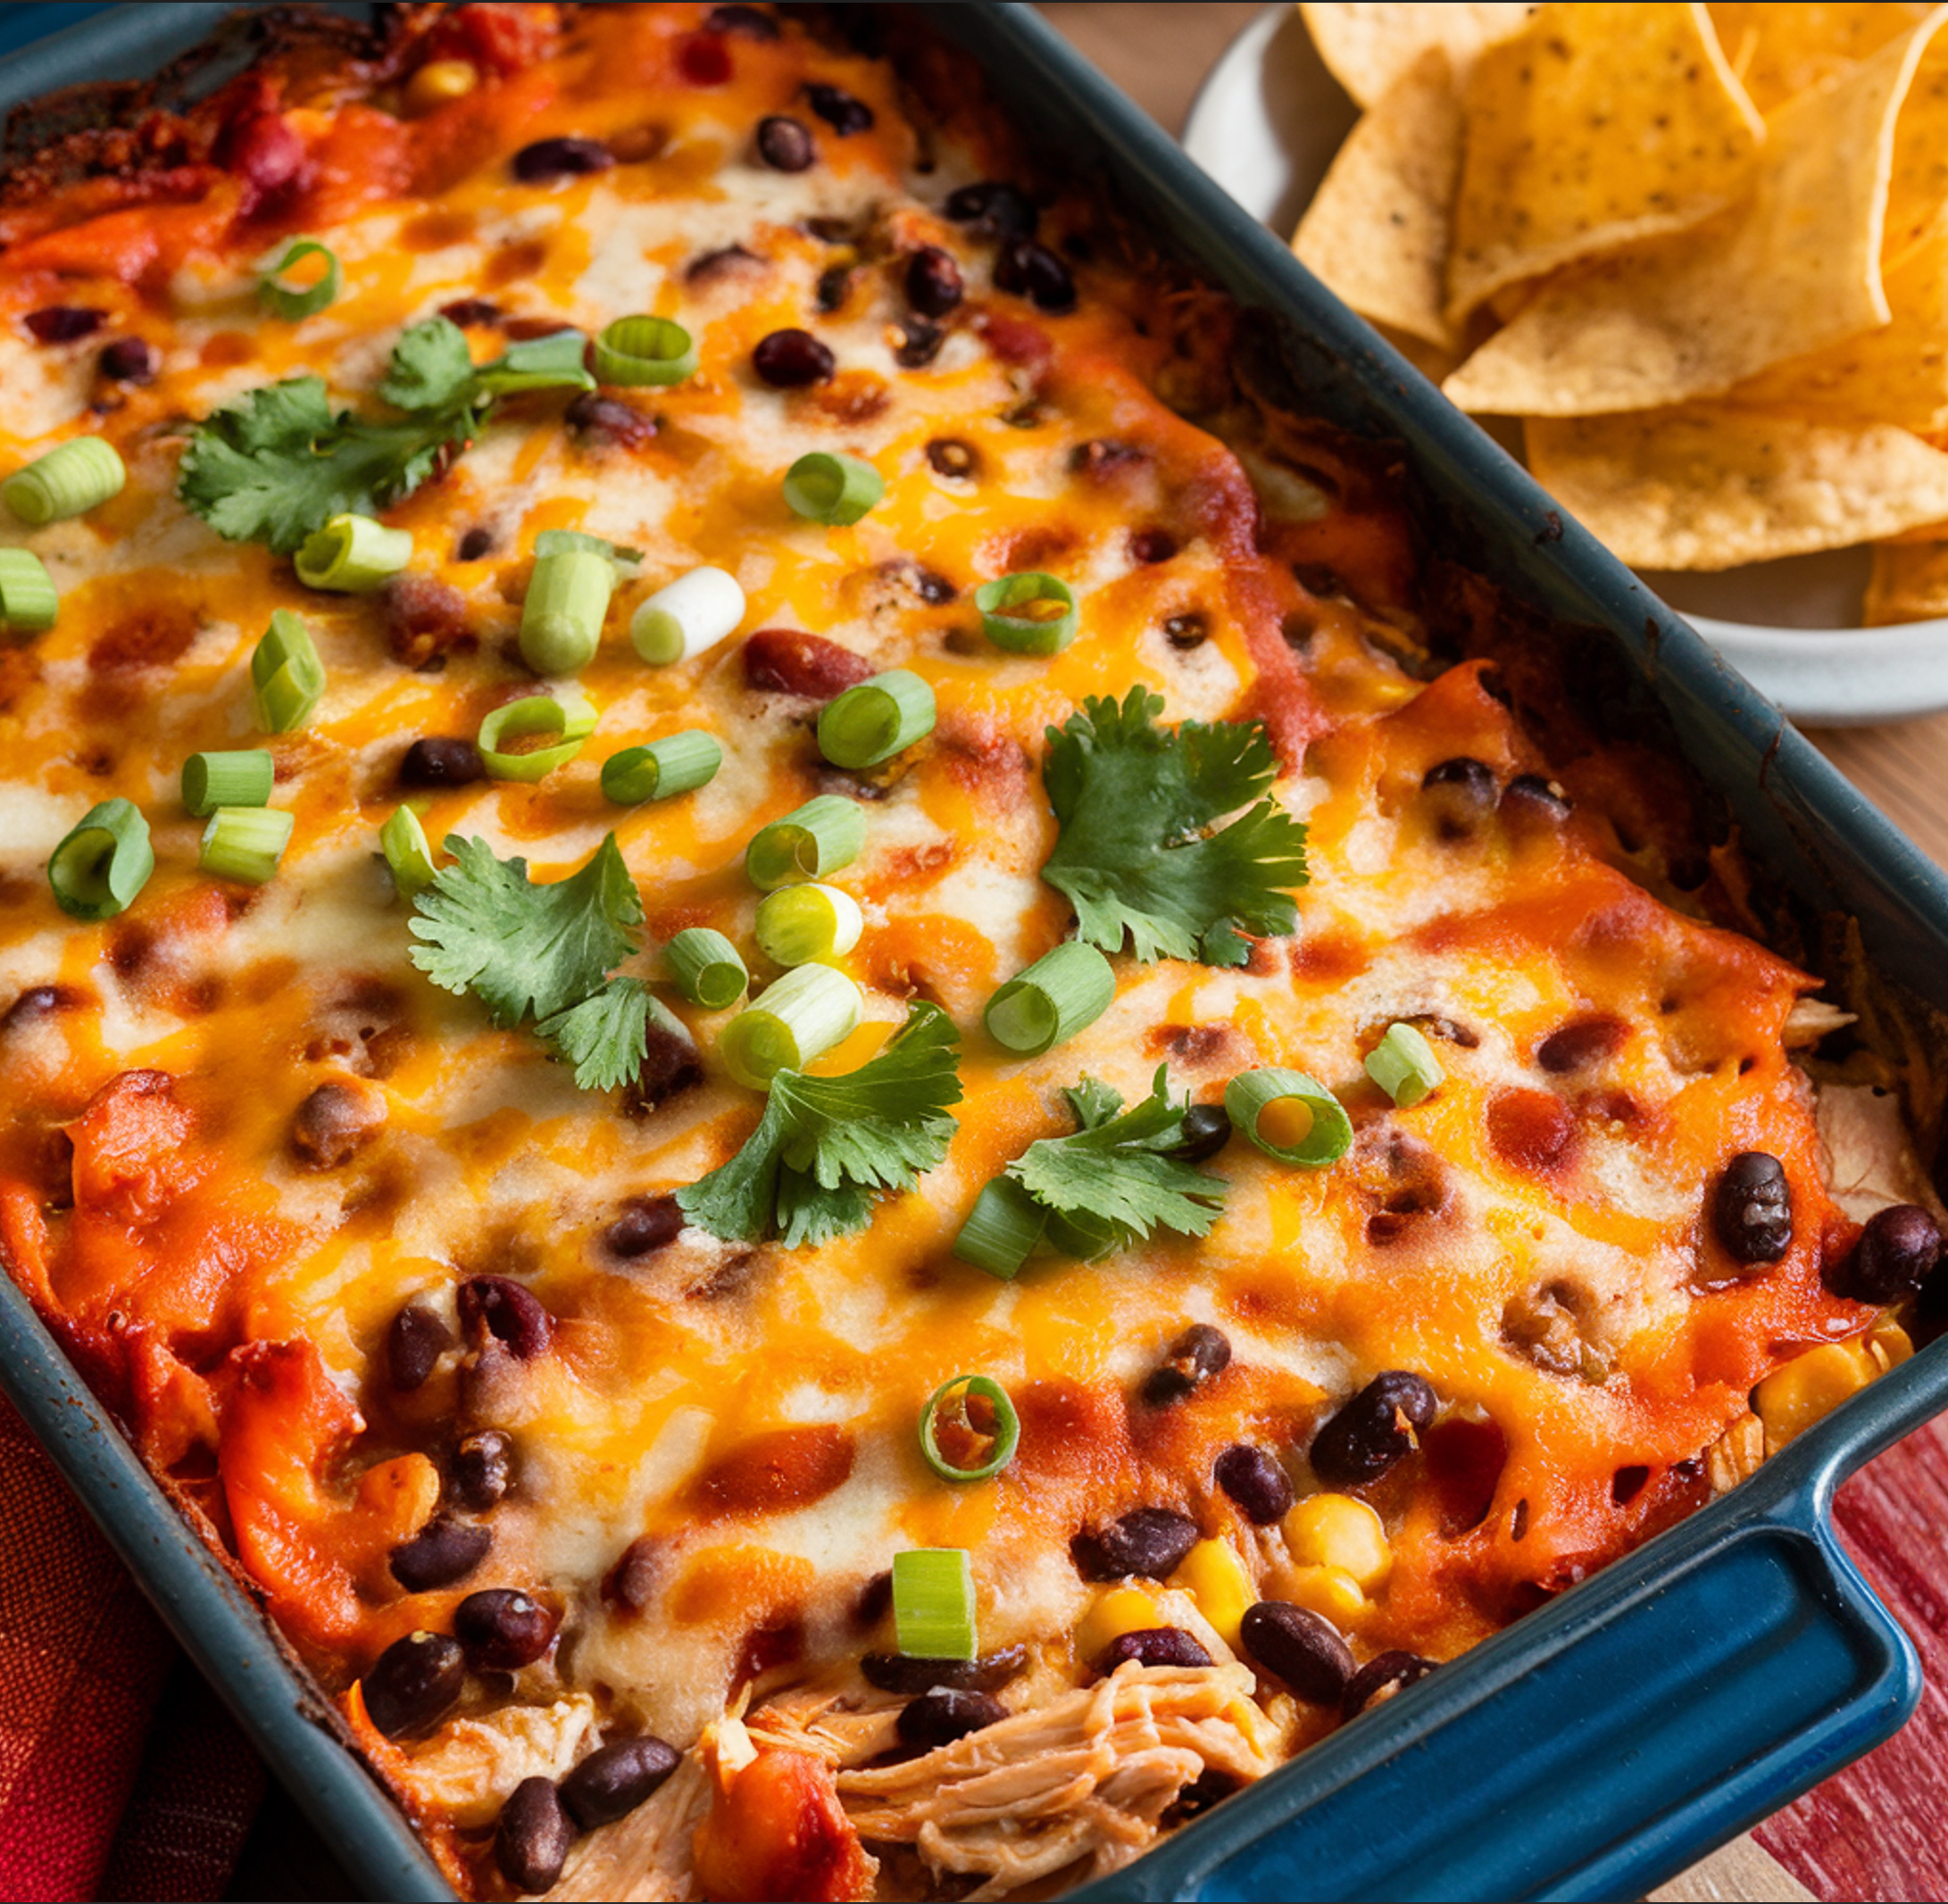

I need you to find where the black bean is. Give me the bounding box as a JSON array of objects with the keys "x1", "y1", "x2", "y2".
[
  {"x1": 1214, "y1": 1444, "x2": 1295, "y2": 1525},
  {"x1": 1712, "y1": 1152, "x2": 1793, "y2": 1267},
  {"x1": 1170, "y1": 1767, "x2": 1238, "y2": 1820},
  {"x1": 1164, "y1": 612, "x2": 1209, "y2": 652},
  {"x1": 1309, "y1": 1372, "x2": 1439, "y2": 1488},
  {"x1": 1919, "y1": 1257, "x2": 1948, "y2": 1343},
  {"x1": 994, "y1": 237, "x2": 1076, "y2": 313},
  {"x1": 926, "y1": 437, "x2": 978, "y2": 479},
  {"x1": 944, "y1": 181, "x2": 1038, "y2": 238},
  {"x1": 560, "y1": 1736, "x2": 681, "y2": 1830},
  {"x1": 861, "y1": 1644, "x2": 1027, "y2": 1695},
  {"x1": 1098, "y1": 1626, "x2": 1212, "y2": 1673},
  {"x1": 2, "y1": 984, "x2": 82, "y2": 1030},
  {"x1": 1071, "y1": 437, "x2": 1143, "y2": 477},
  {"x1": 451, "y1": 1429, "x2": 514, "y2": 1510},
  {"x1": 391, "y1": 1515, "x2": 493, "y2": 1592},
  {"x1": 1422, "y1": 756, "x2": 1499, "y2": 839},
  {"x1": 815, "y1": 264, "x2": 852, "y2": 313},
  {"x1": 1536, "y1": 1015, "x2": 1627, "y2": 1075},
  {"x1": 97, "y1": 337, "x2": 157, "y2": 383},
  {"x1": 1143, "y1": 1324, "x2": 1232, "y2": 1407},
  {"x1": 398, "y1": 736, "x2": 484, "y2": 790},
  {"x1": 362, "y1": 1631, "x2": 465, "y2": 1739},
  {"x1": 454, "y1": 1587, "x2": 558, "y2": 1669},
  {"x1": 1410, "y1": 1014, "x2": 1480, "y2": 1049},
  {"x1": 291, "y1": 1081, "x2": 385, "y2": 1168},
  {"x1": 564, "y1": 391, "x2": 655, "y2": 448},
  {"x1": 804, "y1": 82, "x2": 872, "y2": 135},
  {"x1": 606, "y1": 1194, "x2": 684, "y2": 1258},
  {"x1": 895, "y1": 1688, "x2": 1006, "y2": 1750},
  {"x1": 25, "y1": 306, "x2": 104, "y2": 344},
  {"x1": 756, "y1": 113, "x2": 814, "y2": 172},
  {"x1": 1129, "y1": 528, "x2": 1177, "y2": 565},
  {"x1": 705, "y1": 3, "x2": 778, "y2": 37},
  {"x1": 753, "y1": 328, "x2": 835, "y2": 387},
  {"x1": 457, "y1": 1276, "x2": 554, "y2": 1359},
  {"x1": 893, "y1": 319, "x2": 945, "y2": 369},
  {"x1": 454, "y1": 526, "x2": 495, "y2": 562},
  {"x1": 437, "y1": 298, "x2": 503, "y2": 328},
  {"x1": 1827, "y1": 1203, "x2": 1942, "y2": 1303},
  {"x1": 1072, "y1": 1508, "x2": 1200, "y2": 1582},
  {"x1": 387, "y1": 1302, "x2": 451, "y2": 1393},
  {"x1": 496, "y1": 1777, "x2": 573, "y2": 1894},
  {"x1": 1500, "y1": 773, "x2": 1571, "y2": 824},
  {"x1": 1342, "y1": 1650, "x2": 1437, "y2": 1720},
  {"x1": 1165, "y1": 1103, "x2": 1231, "y2": 1164},
  {"x1": 1239, "y1": 1601, "x2": 1355, "y2": 1704},
  {"x1": 625, "y1": 1016, "x2": 704, "y2": 1113},
  {"x1": 512, "y1": 137, "x2": 613, "y2": 182},
  {"x1": 905, "y1": 246, "x2": 964, "y2": 318}
]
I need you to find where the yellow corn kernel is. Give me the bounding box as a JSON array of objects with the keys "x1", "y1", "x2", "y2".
[
  {"x1": 1754, "y1": 1340, "x2": 1876, "y2": 1451},
  {"x1": 405, "y1": 59, "x2": 479, "y2": 113},
  {"x1": 354, "y1": 1451, "x2": 441, "y2": 1541},
  {"x1": 1286, "y1": 1492, "x2": 1392, "y2": 1592},
  {"x1": 1075, "y1": 1586, "x2": 1162, "y2": 1664},
  {"x1": 1867, "y1": 1316, "x2": 1915, "y2": 1372},
  {"x1": 1172, "y1": 1540, "x2": 1253, "y2": 1648},
  {"x1": 1282, "y1": 1564, "x2": 1367, "y2": 1626}
]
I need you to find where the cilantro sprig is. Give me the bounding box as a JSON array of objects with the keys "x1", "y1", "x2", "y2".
[
  {"x1": 1040, "y1": 687, "x2": 1310, "y2": 968},
  {"x1": 407, "y1": 832, "x2": 660, "y2": 1092},
  {"x1": 177, "y1": 318, "x2": 595, "y2": 553},
  {"x1": 678, "y1": 1004, "x2": 962, "y2": 1249}
]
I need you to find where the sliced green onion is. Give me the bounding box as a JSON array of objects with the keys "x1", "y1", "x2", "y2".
[
  {"x1": 199, "y1": 805, "x2": 294, "y2": 885},
  {"x1": 180, "y1": 750, "x2": 273, "y2": 818},
  {"x1": 258, "y1": 239, "x2": 341, "y2": 320},
  {"x1": 754, "y1": 882, "x2": 863, "y2": 966},
  {"x1": 630, "y1": 565, "x2": 745, "y2": 664},
  {"x1": 533, "y1": 528, "x2": 642, "y2": 564},
  {"x1": 984, "y1": 942, "x2": 1114, "y2": 1057},
  {"x1": 745, "y1": 794, "x2": 867, "y2": 890},
  {"x1": 594, "y1": 314, "x2": 697, "y2": 387},
  {"x1": 720, "y1": 963, "x2": 863, "y2": 1089},
  {"x1": 952, "y1": 1176, "x2": 1048, "y2": 1280},
  {"x1": 3, "y1": 437, "x2": 125, "y2": 527},
  {"x1": 665, "y1": 927, "x2": 747, "y2": 1010},
  {"x1": 380, "y1": 805, "x2": 436, "y2": 896},
  {"x1": 892, "y1": 1548, "x2": 977, "y2": 1660},
  {"x1": 251, "y1": 609, "x2": 326, "y2": 733},
  {"x1": 520, "y1": 548, "x2": 612, "y2": 675},
  {"x1": 783, "y1": 451, "x2": 883, "y2": 526},
  {"x1": 479, "y1": 691, "x2": 598, "y2": 782},
  {"x1": 473, "y1": 328, "x2": 595, "y2": 395},
  {"x1": 1225, "y1": 1067, "x2": 1353, "y2": 1168},
  {"x1": 601, "y1": 731, "x2": 723, "y2": 804},
  {"x1": 1366, "y1": 1021, "x2": 1444, "y2": 1107},
  {"x1": 295, "y1": 513, "x2": 412, "y2": 592},
  {"x1": 920, "y1": 1375, "x2": 1020, "y2": 1484},
  {"x1": 48, "y1": 798, "x2": 153, "y2": 920},
  {"x1": 0, "y1": 548, "x2": 58, "y2": 632},
  {"x1": 975, "y1": 572, "x2": 1078, "y2": 656},
  {"x1": 816, "y1": 669, "x2": 937, "y2": 769}
]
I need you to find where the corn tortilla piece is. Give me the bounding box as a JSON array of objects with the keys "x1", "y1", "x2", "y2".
[
  {"x1": 1444, "y1": 2, "x2": 1763, "y2": 330},
  {"x1": 1294, "y1": 48, "x2": 1464, "y2": 349},
  {"x1": 1863, "y1": 538, "x2": 1948, "y2": 623},
  {"x1": 1443, "y1": 17, "x2": 1943, "y2": 419},
  {"x1": 1708, "y1": 2, "x2": 1938, "y2": 114},
  {"x1": 1298, "y1": 2, "x2": 1538, "y2": 109},
  {"x1": 1525, "y1": 408, "x2": 1948, "y2": 571}
]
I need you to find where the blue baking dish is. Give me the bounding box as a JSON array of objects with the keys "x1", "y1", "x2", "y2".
[{"x1": 3, "y1": 5, "x2": 1946, "y2": 1900}]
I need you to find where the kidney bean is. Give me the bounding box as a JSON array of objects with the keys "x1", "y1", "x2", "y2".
[
  {"x1": 814, "y1": 265, "x2": 853, "y2": 316},
  {"x1": 458, "y1": 1276, "x2": 554, "y2": 1359},
  {"x1": 994, "y1": 237, "x2": 1076, "y2": 313},
  {"x1": 1214, "y1": 1444, "x2": 1295, "y2": 1525},
  {"x1": 1072, "y1": 1508, "x2": 1201, "y2": 1582},
  {"x1": 1410, "y1": 1014, "x2": 1480, "y2": 1049},
  {"x1": 1162, "y1": 613, "x2": 1208, "y2": 651},
  {"x1": 381, "y1": 575, "x2": 472, "y2": 670},
  {"x1": 1240, "y1": 1601, "x2": 1355, "y2": 1703},
  {"x1": 1500, "y1": 773, "x2": 1572, "y2": 824},
  {"x1": 454, "y1": 527, "x2": 495, "y2": 562},
  {"x1": 905, "y1": 247, "x2": 964, "y2": 318},
  {"x1": 451, "y1": 1428, "x2": 514, "y2": 1510},
  {"x1": 944, "y1": 180, "x2": 1038, "y2": 238},
  {"x1": 925, "y1": 437, "x2": 978, "y2": 479},
  {"x1": 1168, "y1": 1103, "x2": 1232, "y2": 1164},
  {"x1": 1143, "y1": 1324, "x2": 1231, "y2": 1407},
  {"x1": 97, "y1": 337, "x2": 159, "y2": 384},
  {"x1": 606, "y1": 1194, "x2": 684, "y2": 1258},
  {"x1": 1827, "y1": 1203, "x2": 1942, "y2": 1303},
  {"x1": 893, "y1": 318, "x2": 945, "y2": 369},
  {"x1": 3, "y1": 984, "x2": 84, "y2": 1031},
  {"x1": 496, "y1": 1777, "x2": 573, "y2": 1894},
  {"x1": 624, "y1": 1019, "x2": 703, "y2": 1114},
  {"x1": 743, "y1": 628, "x2": 873, "y2": 698},
  {"x1": 895, "y1": 1688, "x2": 1006, "y2": 1750},
  {"x1": 706, "y1": 3, "x2": 778, "y2": 37},
  {"x1": 1129, "y1": 528, "x2": 1177, "y2": 565},
  {"x1": 1342, "y1": 1649, "x2": 1437, "y2": 1719},
  {"x1": 1309, "y1": 1371, "x2": 1439, "y2": 1488},
  {"x1": 391, "y1": 1515, "x2": 493, "y2": 1592},
  {"x1": 26, "y1": 306, "x2": 104, "y2": 344},
  {"x1": 512, "y1": 136, "x2": 612, "y2": 182},
  {"x1": 804, "y1": 82, "x2": 872, "y2": 135},
  {"x1": 362, "y1": 1633, "x2": 464, "y2": 1740},
  {"x1": 861, "y1": 1644, "x2": 1027, "y2": 1695},
  {"x1": 753, "y1": 328, "x2": 835, "y2": 387},
  {"x1": 1099, "y1": 1627, "x2": 1212, "y2": 1673},
  {"x1": 1421, "y1": 756, "x2": 1499, "y2": 839},
  {"x1": 564, "y1": 391, "x2": 655, "y2": 448},
  {"x1": 560, "y1": 1736, "x2": 681, "y2": 1830},
  {"x1": 1536, "y1": 1015, "x2": 1627, "y2": 1075},
  {"x1": 1712, "y1": 1152, "x2": 1793, "y2": 1267},
  {"x1": 454, "y1": 1588, "x2": 558, "y2": 1669},
  {"x1": 291, "y1": 1080, "x2": 386, "y2": 1168},
  {"x1": 387, "y1": 1302, "x2": 451, "y2": 1393},
  {"x1": 755, "y1": 113, "x2": 814, "y2": 171},
  {"x1": 217, "y1": 109, "x2": 304, "y2": 204},
  {"x1": 678, "y1": 29, "x2": 732, "y2": 83},
  {"x1": 438, "y1": 297, "x2": 503, "y2": 328},
  {"x1": 399, "y1": 736, "x2": 484, "y2": 789}
]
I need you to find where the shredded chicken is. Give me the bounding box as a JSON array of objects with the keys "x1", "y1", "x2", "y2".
[
  {"x1": 1816, "y1": 1082, "x2": 1945, "y2": 1222},
  {"x1": 1707, "y1": 1412, "x2": 1766, "y2": 1494},
  {"x1": 1784, "y1": 997, "x2": 1854, "y2": 1046},
  {"x1": 549, "y1": 1752, "x2": 712, "y2": 1902},
  {"x1": 392, "y1": 1695, "x2": 598, "y2": 1828}
]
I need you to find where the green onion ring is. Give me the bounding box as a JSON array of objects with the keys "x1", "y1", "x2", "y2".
[
  {"x1": 258, "y1": 239, "x2": 342, "y2": 320},
  {"x1": 48, "y1": 798, "x2": 153, "y2": 921},
  {"x1": 478, "y1": 691, "x2": 598, "y2": 782},
  {"x1": 1225, "y1": 1066, "x2": 1353, "y2": 1168},
  {"x1": 919, "y1": 1374, "x2": 1020, "y2": 1483},
  {"x1": 594, "y1": 314, "x2": 698, "y2": 387},
  {"x1": 783, "y1": 451, "x2": 884, "y2": 526},
  {"x1": 975, "y1": 572, "x2": 1078, "y2": 656}
]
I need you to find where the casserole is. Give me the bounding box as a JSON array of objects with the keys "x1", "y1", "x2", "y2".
[{"x1": 0, "y1": 4, "x2": 1940, "y2": 1900}]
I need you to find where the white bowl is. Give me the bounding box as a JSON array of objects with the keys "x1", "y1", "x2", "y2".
[{"x1": 1180, "y1": 4, "x2": 1948, "y2": 725}]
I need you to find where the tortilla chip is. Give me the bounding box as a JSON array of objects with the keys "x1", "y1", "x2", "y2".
[
  {"x1": 1709, "y1": 3, "x2": 1938, "y2": 113},
  {"x1": 1443, "y1": 18, "x2": 1942, "y2": 417},
  {"x1": 1525, "y1": 407, "x2": 1948, "y2": 570},
  {"x1": 1294, "y1": 48, "x2": 1464, "y2": 348},
  {"x1": 1444, "y1": 3, "x2": 1763, "y2": 328},
  {"x1": 1863, "y1": 537, "x2": 1948, "y2": 622},
  {"x1": 1299, "y1": 3, "x2": 1538, "y2": 108}
]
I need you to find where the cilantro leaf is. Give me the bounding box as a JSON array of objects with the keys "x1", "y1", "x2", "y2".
[
  {"x1": 678, "y1": 1004, "x2": 962, "y2": 1247},
  {"x1": 1040, "y1": 686, "x2": 1310, "y2": 965},
  {"x1": 537, "y1": 977, "x2": 662, "y2": 1093},
  {"x1": 378, "y1": 316, "x2": 478, "y2": 412},
  {"x1": 1009, "y1": 1067, "x2": 1226, "y2": 1258}
]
